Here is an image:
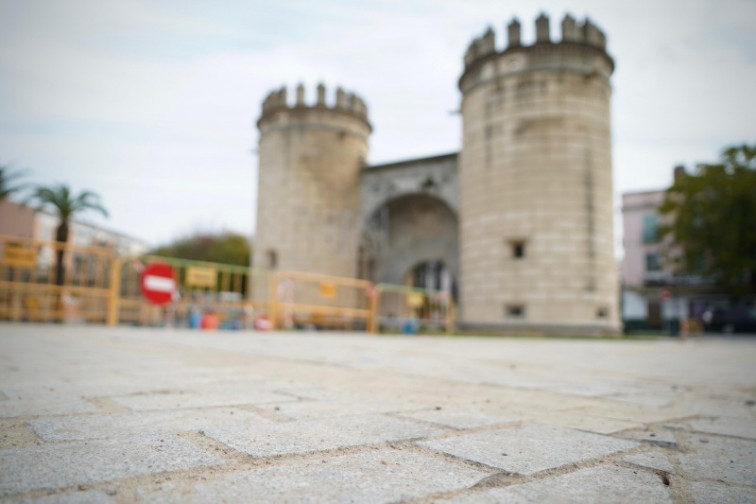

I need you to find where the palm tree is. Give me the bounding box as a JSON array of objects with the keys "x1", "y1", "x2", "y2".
[
  {"x1": 0, "y1": 165, "x2": 28, "y2": 202},
  {"x1": 27, "y1": 184, "x2": 108, "y2": 285}
]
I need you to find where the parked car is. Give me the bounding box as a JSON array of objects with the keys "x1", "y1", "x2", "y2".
[{"x1": 702, "y1": 300, "x2": 756, "y2": 333}]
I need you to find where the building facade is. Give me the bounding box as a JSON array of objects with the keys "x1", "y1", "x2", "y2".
[
  {"x1": 621, "y1": 187, "x2": 722, "y2": 332},
  {"x1": 0, "y1": 199, "x2": 149, "y2": 260},
  {"x1": 254, "y1": 13, "x2": 621, "y2": 335}
]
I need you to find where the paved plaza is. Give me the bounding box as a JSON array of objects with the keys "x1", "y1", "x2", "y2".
[{"x1": 0, "y1": 324, "x2": 754, "y2": 503}]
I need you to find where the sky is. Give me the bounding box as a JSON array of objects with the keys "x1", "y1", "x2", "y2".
[{"x1": 1, "y1": 0, "x2": 754, "y2": 252}]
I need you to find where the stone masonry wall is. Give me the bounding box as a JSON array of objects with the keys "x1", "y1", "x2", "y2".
[
  {"x1": 254, "y1": 85, "x2": 371, "y2": 279},
  {"x1": 458, "y1": 14, "x2": 621, "y2": 334}
]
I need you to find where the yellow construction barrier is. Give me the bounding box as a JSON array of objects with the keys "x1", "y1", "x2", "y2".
[
  {"x1": 268, "y1": 270, "x2": 374, "y2": 331},
  {"x1": 0, "y1": 235, "x2": 455, "y2": 334},
  {"x1": 370, "y1": 283, "x2": 454, "y2": 335},
  {"x1": 118, "y1": 256, "x2": 266, "y2": 329},
  {"x1": 0, "y1": 235, "x2": 120, "y2": 325}
]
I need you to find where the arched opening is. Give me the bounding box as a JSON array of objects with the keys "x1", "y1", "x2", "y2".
[{"x1": 361, "y1": 193, "x2": 459, "y2": 294}]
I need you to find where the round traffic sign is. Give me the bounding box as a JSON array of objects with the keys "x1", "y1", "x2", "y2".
[{"x1": 139, "y1": 262, "x2": 176, "y2": 305}]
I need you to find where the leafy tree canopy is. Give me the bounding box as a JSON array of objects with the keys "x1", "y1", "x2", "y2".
[
  {"x1": 151, "y1": 231, "x2": 251, "y2": 266},
  {"x1": 659, "y1": 144, "x2": 756, "y2": 297}
]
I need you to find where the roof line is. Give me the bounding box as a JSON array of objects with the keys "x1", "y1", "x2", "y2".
[
  {"x1": 621, "y1": 188, "x2": 667, "y2": 196},
  {"x1": 364, "y1": 152, "x2": 459, "y2": 171}
]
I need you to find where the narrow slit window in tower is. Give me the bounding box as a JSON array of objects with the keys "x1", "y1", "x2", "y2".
[
  {"x1": 266, "y1": 250, "x2": 278, "y2": 269},
  {"x1": 510, "y1": 240, "x2": 526, "y2": 259}
]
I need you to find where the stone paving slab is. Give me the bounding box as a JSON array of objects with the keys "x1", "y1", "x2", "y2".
[
  {"x1": 395, "y1": 407, "x2": 513, "y2": 430},
  {"x1": 602, "y1": 392, "x2": 676, "y2": 408},
  {"x1": 256, "y1": 396, "x2": 428, "y2": 421},
  {"x1": 677, "y1": 434, "x2": 756, "y2": 486},
  {"x1": 622, "y1": 451, "x2": 676, "y2": 474},
  {"x1": 29, "y1": 407, "x2": 267, "y2": 442},
  {"x1": 672, "y1": 396, "x2": 756, "y2": 420},
  {"x1": 205, "y1": 413, "x2": 445, "y2": 457},
  {"x1": 111, "y1": 388, "x2": 293, "y2": 411},
  {"x1": 518, "y1": 410, "x2": 642, "y2": 435},
  {"x1": 17, "y1": 490, "x2": 115, "y2": 503},
  {"x1": 0, "y1": 371, "x2": 272, "y2": 402},
  {"x1": 137, "y1": 448, "x2": 488, "y2": 503},
  {"x1": 688, "y1": 416, "x2": 756, "y2": 440},
  {"x1": 2, "y1": 325, "x2": 755, "y2": 502},
  {"x1": 689, "y1": 480, "x2": 756, "y2": 504},
  {"x1": 439, "y1": 465, "x2": 673, "y2": 503},
  {"x1": 0, "y1": 397, "x2": 100, "y2": 419},
  {"x1": 0, "y1": 434, "x2": 224, "y2": 496},
  {"x1": 418, "y1": 424, "x2": 639, "y2": 475},
  {"x1": 559, "y1": 403, "x2": 688, "y2": 424},
  {"x1": 620, "y1": 428, "x2": 678, "y2": 448}
]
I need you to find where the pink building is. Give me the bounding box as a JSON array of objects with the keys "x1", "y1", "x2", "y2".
[
  {"x1": 621, "y1": 190, "x2": 668, "y2": 288},
  {"x1": 0, "y1": 200, "x2": 149, "y2": 259},
  {"x1": 620, "y1": 190, "x2": 676, "y2": 330},
  {"x1": 621, "y1": 187, "x2": 719, "y2": 332},
  {"x1": 0, "y1": 199, "x2": 35, "y2": 239}
]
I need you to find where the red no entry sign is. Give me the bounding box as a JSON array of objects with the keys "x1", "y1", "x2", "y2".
[{"x1": 140, "y1": 262, "x2": 176, "y2": 305}]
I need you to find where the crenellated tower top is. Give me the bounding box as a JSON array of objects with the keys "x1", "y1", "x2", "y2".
[
  {"x1": 461, "y1": 13, "x2": 612, "y2": 78},
  {"x1": 258, "y1": 83, "x2": 370, "y2": 131}
]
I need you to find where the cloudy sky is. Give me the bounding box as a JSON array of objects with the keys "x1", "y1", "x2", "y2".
[{"x1": 1, "y1": 0, "x2": 754, "y2": 251}]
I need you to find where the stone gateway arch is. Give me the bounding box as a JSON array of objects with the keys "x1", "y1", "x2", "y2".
[{"x1": 254, "y1": 13, "x2": 620, "y2": 335}]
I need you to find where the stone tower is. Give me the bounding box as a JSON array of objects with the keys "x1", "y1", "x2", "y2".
[
  {"x1": 458, "y1": 14, "x2": 620, "y2": 334},
  {"x1": 254, "y1": 84, "x2": 371, "y2": 277}
]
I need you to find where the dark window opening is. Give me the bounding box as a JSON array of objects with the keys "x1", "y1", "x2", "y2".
[
  {"x1": 505, "y1": 304, "x2": 526, "y2": 319},
  {"x1": 412, "y1": 260, "x2": 447, "y2": 291},
  {"x1": 643, "y1": 214, "x2": 660, "y2": 243},
  {"x1": 645, "y1": 252, "x2": 662, "y2": 272},
  {"x1": 266, "y1": 250, "x2": 278, "y2": 269},
  {"x1": 511, "y1": 240, "x2": 526, "y2": 259}
]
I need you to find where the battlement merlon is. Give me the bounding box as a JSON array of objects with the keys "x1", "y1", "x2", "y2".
[
  {"x1": 507, "y1": 19, "x2": 521, "y2": 48},
  {"x1": 479, "y1": 28, "x2": 496, "y2": 56},
  {"x1": 582, "y1": 18, "x2": 607, "y2": 50},
  {"x1": 258, "y1": 83, "x2": 371, "y2": 129},
  {"x1": 463, "y1": 14, "x2": 612, "y2": 70},
  {"x1": 535, "y1": 13, "x2": 550, "y2": 44},
  {"x1": 561, "y1": 14, "x2": 580, "y2": 43}
]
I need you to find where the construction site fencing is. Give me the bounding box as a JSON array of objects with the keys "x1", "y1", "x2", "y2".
[
  {"x1": 118, "y1": 255, "x2": 268, "y2": 328},
  {"x1": 268, "y1": 270, "x2": 374, "y2": 330},
  {"x1": 370, "y1": 283, "x2": 454, "y2": 334},
  {"x1": 0, "y1": 237, "x2": 455, "y2": 334},
  {"x1": 0, "y1": 235, "x2": 120, "y2": 324}
]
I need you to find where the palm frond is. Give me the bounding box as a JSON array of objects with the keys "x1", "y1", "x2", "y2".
[
  {"x1": 26, "y1": 183, "x2": 109, "y2": 222},
  {"x1": 0, "y1": 166, "x2": 30, "y2": 201}
]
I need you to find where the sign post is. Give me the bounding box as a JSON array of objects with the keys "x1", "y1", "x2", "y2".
[{"x1": 139, "y1": 262, "x2": 176, "y2": 306}]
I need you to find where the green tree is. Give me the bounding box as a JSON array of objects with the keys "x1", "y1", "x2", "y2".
[
  {"x1": 0, "y1": 165, "x2": 28, "y2": 202},
  {"x1": 151, "y1": 231, "x2": 251, "y2": 266},
  {"x1": 26, "y1": 184, "x2": 109, "y2": 285},
  {"x1": 658, "y1": 144, "x2": 756, "y2": 297}
]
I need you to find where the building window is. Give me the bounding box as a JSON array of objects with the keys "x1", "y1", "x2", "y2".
[
  {"x1": 645, "y1": 252, "x2": 662, "y2": 272},
  {"x1": 505, "y1": 304, "x2": 526, "y2": 319},
  {"x1": 510, "y1": 240, "x2": 526, "y2": 259},
  {"x1": 266, "y1": 250, "x2": 278, "y2": 269},
  {"x1": 642, "y1": 214, "x2": 660, "y2": 243}
]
